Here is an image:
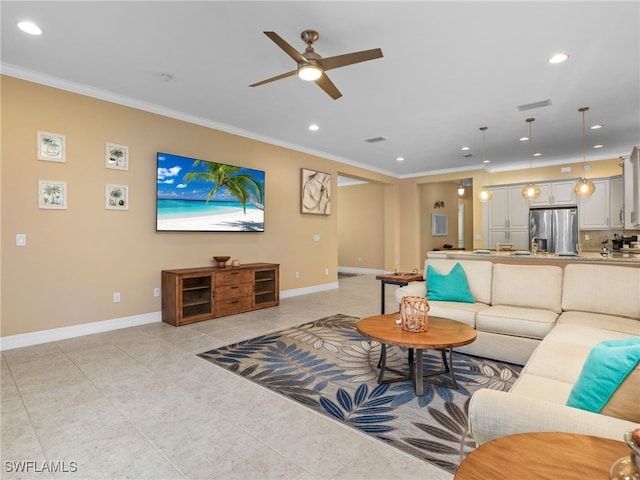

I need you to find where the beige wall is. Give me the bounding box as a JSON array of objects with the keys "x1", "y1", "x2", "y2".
[
  {"x1": 1, "y1": 76, "x2": 400, "y2": 337},
  {"x1": 337, "y1": 182, "x2": 386, "y2": 270},
  {"x1": 1, "y1": 75, "x2": 629, "y2": 339}
]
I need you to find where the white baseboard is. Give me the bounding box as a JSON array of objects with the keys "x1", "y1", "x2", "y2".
[
  {"x1": 0, "y1": 312, "x2": 161, "y2": 351},
  {"x1": 337, "y1": 266, "x2": 385, "y2": 275},
  {"x1": 0, "y1": 282, "x2": 342, "y2": 351},
  {"x1": 280, "y1": 282, "x2": 339, "y2": 299}
]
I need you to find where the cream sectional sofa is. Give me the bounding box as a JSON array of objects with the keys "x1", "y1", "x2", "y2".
[{"x1": 395, "y1": 259, "x2": 640, "y2": 443}]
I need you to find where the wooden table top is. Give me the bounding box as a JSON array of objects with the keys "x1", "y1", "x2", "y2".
[
  {"x1": 454, "y1": 432, "x2": 629, "y2": 480},
  {"x1": 357, "y1": 313, "x2": 476, "y2": 349},
  {"x1": 375, "y1": 272, "x2": 423, "y2": 283}
]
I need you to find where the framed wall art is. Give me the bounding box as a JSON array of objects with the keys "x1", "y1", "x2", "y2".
[
  {"x1": 301, "y1": 168, "x2": 331, "y2": 215},
  {"x1": 38, "y1": 180, "x2": 68, "y2": 209},
  {"x1": 105, "y1": 143, "x2": 129, "y2": 170},
  {"x1": 432, "y1": 213, "x2": 448, "y2": 236},
  {"x1": 37, "y1": 131, "x2": 66, "y2": 162},
  {"x1": 105, "y1": 184, "x2": 129, "y2": 210}
]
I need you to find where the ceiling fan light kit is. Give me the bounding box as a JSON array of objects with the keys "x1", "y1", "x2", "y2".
[
  {"x1": 250, "y1": 30, "x2": 383, "y2": 99},
  {"x1": 298, "y1": 63, "x2": 322, "y2": 81}
]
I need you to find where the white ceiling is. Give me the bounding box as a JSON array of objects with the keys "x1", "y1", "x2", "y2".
[{"x1": 2, "y1": 1, "x2": 639, "y2": 178}]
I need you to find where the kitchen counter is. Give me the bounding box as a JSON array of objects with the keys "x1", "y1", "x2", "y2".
[{"x1": 427, "y1": 249, "x2": 640, "y2": 266}]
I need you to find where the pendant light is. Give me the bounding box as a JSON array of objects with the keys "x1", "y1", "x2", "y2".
[
  {"x1": 457, "y1": 182, "x2": 466, "y2": 196},
  {"x1": 477, "y1": 126, "x2": 493, "y2": 202},
  {"x1": 574, "y1": 107, "x2": 596, "y2": 197},
  {"x1": 521, "y1": 117, "x2": 541, "y2": 200}
]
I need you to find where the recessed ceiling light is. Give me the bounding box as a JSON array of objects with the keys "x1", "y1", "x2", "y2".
[
  {"x1": 483, "y1": 160, "x2": 491, "y2": 164},
  {"x1": 593, "y1": 144, "x2": 604, "y2": 149},
  {"x1": 548, "y1": 53, "x2": 569, "y2": 64},
  {"x1": 519, "y1": 137, "x2": 529, "y2": 142},
  {"x1": 17, "y1": 21, "x2": 42, "y2": 35},
  {"x1": 396, "y1": 157, "x2": 405, "y2": 162},
  {"x1": 590, "y1": 124, "x2": 603, "y2": 130},
  {"x1": 533, "y1": 153, "x2": 542, "y2": 157},
  {"x1": 308, "y1": 124, "x2": 319, "y2": 131},
  {"x1": 461, "y1": 147, "x2": 470, "y2": 151}
]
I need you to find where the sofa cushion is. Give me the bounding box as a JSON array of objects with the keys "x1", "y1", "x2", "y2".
[
  {"x1": 558, "y1": 311, "x2": 640, "y2": 336},
  {"x1": 426, "y1": 259, "x2": 493, "y2": 304},
  {"x1": 476, "y1": 305, "x2": 558, "y2": 340},
  {"x1": 427, "y1": 301, "x2": 489, "y2": 328},
  {"x1": 491, "y1": 264, "x2": 563, "y2": 313},
  {"x1": 562, "y1": 264, "x2": 640, "y2": 320},
  {"x1": 566, "y1": 337, "x2": 640, "y2": 422},
  {"x1": 426, "y1": 262, "x2": 474, "y2": 303}
]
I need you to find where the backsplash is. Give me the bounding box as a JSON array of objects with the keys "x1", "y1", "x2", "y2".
[{"x1": 580, "y1": 229, "x2": 640, "y2": 251}]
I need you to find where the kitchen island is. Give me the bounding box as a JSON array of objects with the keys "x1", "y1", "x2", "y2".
[{"x1": 427, "y1": 249, "x2": 640, "y2": 267}]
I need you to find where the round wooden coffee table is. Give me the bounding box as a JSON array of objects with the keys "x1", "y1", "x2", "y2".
[
  {"x1": 357, "y1": 313, "x2": 476, "y2": 396},
  {"x1": 454, "y1": 432, "x2": 628, "y2": 479}
]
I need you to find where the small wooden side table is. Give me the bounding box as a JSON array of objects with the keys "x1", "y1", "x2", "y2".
[
  {"x1": 375, "y1": 272, "x2": 423, "y2": 314},
  {"x1": 454, "y1": 432, "x2": 628, "y2": 480}
]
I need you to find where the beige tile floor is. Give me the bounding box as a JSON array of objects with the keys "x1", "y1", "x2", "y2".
[{"x1": 1, "y1": 274, "x2": 453, "y2": 480}]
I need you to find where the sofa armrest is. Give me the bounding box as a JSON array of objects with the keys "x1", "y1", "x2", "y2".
[
  {"x1": 394, "y1": 281, "x2": 426, "y2": 303},
  {"x1": 469, "y1": 388, "x2": 638, "y2": 445}
]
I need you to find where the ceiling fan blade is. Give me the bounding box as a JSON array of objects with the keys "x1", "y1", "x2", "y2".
[
  {"x1": 249, "y1": 69, "x2": 297, "y2": 88},
  {"x1": 321, "y1": 48, "x2": 383, "y2": 71},
  {"x1": 263, "y1": 31, "x2": 308, "y2": 64},
  {"x1": 314, "y1": 73, "x2": 342, "y2": 100}
]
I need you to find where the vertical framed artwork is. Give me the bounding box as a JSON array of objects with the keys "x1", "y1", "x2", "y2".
[
  {"x1": 301, "y1": 168, "x2": 331, "y2": 215},
  {"x1": 105, "y1": 143, "x2": 129, "y2": 170},
  {"x1": 105, "y1": 184, "x2": 129, "y2": 210},
  {"x1": 432, "y1": 213, "x2": 448, "y2": 236},
  {"x1": 37, "y1": 131, "x2": 66, "y2": 162},
  {"x1": 38, "y1": 180, "x2": 68, "y2": 209}
]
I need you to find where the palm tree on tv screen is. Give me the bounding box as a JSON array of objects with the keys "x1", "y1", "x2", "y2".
[{"x1": 184, "y1": 161, "x2": 264, "y2": 213}]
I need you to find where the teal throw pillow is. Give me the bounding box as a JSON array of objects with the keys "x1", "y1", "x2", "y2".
[
  {"x1": 566, "y1": 337, "x2": 640, "y2": 413},
  {"x1": 426, "y1": 262, "x2": 475, "y2": 303}
]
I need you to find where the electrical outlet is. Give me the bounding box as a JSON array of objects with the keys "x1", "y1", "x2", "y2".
[
  {"x1": 153, "y1": 287, "x2": 160, "y2": 297},
  {"x1": 113, "y1": 292, "x2": 121, "y2": 303},
  {"x1": 16, "y1": 234, "x2": 26, "y2": 246},
  {"x1": 313, "y1": 234, "x2": 320, "y2": 242},
  {"x1": 324, "y1": 268, "x2": 329, "y2": 276},
  {"x1": 295, "y1": 271, "x2": 300, "y2": 279}
]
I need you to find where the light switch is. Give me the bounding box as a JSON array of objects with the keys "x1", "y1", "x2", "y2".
[
  {"x1": 16, "y1": 234, "x2": 26, "y2": 246},
  {"x1": 313, "y1": 234, "x2": 320, "y2": 242}
]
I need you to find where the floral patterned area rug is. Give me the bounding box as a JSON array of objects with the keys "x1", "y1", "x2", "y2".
[{"x1": 197, "y1": 314, "x2": 521, "y2": 474}]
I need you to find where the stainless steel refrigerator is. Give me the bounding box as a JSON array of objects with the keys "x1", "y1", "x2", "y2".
[{"x1": 529, "y1": 207, "x2": 579, "y2": 254}]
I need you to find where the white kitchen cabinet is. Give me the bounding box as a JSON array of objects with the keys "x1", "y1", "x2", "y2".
[
  {"x1": 486, "y1": 185, "x2": 529, "y2": 249},
  {"x1": 579, "y1": 178, "x2": 610, "y2": 229},
  {"x1": 529, "y1": 181, "x2": 578, "y2": 207},
  {"x1": 623, "y1": 146, "x2": 640, "y2": 228},
  {"x1": 487, "y1": 230, "x2": 529, "y2": 249},
  {"x1": 609, "y1": 176, "x2": 624, "y2": 229}
]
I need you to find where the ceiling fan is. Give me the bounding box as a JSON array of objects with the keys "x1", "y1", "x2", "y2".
[{"x1": 249, "y1": 30, "x2": 383, "y2": 100}]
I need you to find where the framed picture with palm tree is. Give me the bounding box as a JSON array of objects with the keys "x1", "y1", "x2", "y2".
[
  {"x1": 105, "y1": 184, "x2": 129, "y2": 210},
  {"x1": 37, "y1": 131, "x2": 66, "y2": 162},
  {"x1": 105, "y1": 143, "x2": 129, "y2": 170},
  {"x1": 156, "y1": 152, "x2": 265, "y2": 232},
  {"x1": 38, "y1": 180, "x2": 67, "y2": 209}
]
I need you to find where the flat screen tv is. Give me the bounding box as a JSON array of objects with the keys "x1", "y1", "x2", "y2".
[{"x1": 156, "y1": 152, "x2": 265, "y2": 232}]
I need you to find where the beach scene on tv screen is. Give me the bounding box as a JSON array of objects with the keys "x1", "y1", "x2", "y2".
[{"x1": 157, "y1": 152, "x2": 265, "y2": 232}]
